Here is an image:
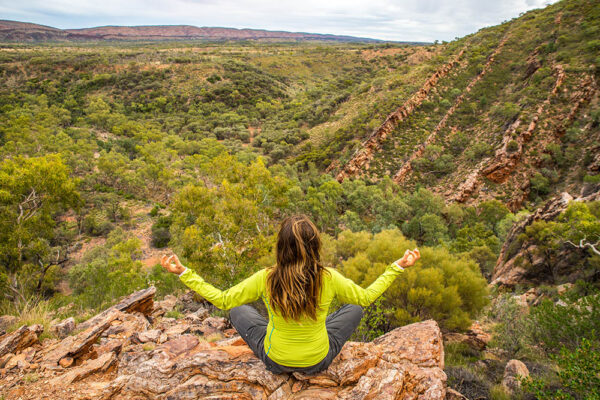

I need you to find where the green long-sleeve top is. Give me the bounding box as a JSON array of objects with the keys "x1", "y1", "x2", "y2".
[{"x1": 178, "y1": 264, "x2": 404, "y2": 367}]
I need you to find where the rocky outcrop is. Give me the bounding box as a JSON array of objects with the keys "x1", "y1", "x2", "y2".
[
  {"x1": 50, "y1": 317, "x2": 75, "y2": 339},
  {"x1": 393, "y1": 33, "x2": 510, "y2": 185},
  {"x1": 502, "y1": 359, "x2": 529, "y2": 395},
  {"x1": 443, "y1": 321, "x2": 491, "y2": 351},
  {"x1": 0, "y1": 287, "x2": 448, "y2": 400},
  {"x1": 491, "y1": 186, "x2": 600, "y2": 287},
  {"x1": 332, "y1": 50, "x2": 465, "y2": 182},
  {"x1": 0, "y1": 325, "x2": 43, "y2": 358}
]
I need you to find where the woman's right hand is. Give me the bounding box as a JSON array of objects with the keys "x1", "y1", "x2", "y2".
[
  {"x1": 161, "y1": 253, "x2": 186, "y2": 275},
  {"x1": 394, "y1": 248, "x2": 420, "y2": 268}
]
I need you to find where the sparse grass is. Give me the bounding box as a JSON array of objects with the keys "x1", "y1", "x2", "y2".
[
  {"x1": 489, "y1": 384, "x2": 511, "y2": 400},
  {"x1": 165, "y1": 310, "x2": 185, "y2": 319},
  {"x1": 445, "y1": 342, "x2": 482, "y2": 367},
  {"x1": 142, "y1": 343, "x2": 156, "y2": 351},
  {"x1": 22, "y1": 372, "x2": 40, "y2": 383},
  {"x1": 0, "y1": 298, "x2": 57, "y2": 341}
]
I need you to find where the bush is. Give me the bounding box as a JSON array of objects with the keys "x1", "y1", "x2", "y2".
[
  {"x1": 339, "y1": 229, "x2": 489, "y2": 331},
  {"x1": 530, "y1": 294, "x2": 600, "y2": 353},
  {"x1": 522, "y1": 337, "x2": 600, "y2": 400},
  {"x1": 82, "y1": 211, "x2": 114, "y2": 236},
  {"x1": 151, "y1": 215, "x2": 172, "y2": 248}
]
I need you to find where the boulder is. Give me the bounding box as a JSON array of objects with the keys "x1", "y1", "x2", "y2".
[
  {"x1": 0, "y1": 324, "x2": 43, "y2": 358},
  {"x1": 443, "y1": 321, "x2": 492, "y2": 351},
  {"x1": 178, "y1": 290, "x2": 210, "y2": 313},
  {"x1": 0, "y1": 282, "x2": 449, "y2": 400},
  {"x1": 502, "y1": 359, "x2": 529, "y2": 394},
  {"x1": 100, "y1": 320, "x2": 446, "y2": 400},
  {"x1": 77, "y1": 286, "x2": 156, "y2": 332},
  {"x1": 49, "y1": 351, "x2": 118, "y2": 385},
  {"x1": 50, "y1": 317, "x2": 76, "y2": 339},
  {"x1": 137, "y1": 329, "x2": 161, "y2": 343},
  {"x1": 37, "y1": 309, "x2": 122, "y2": 369}
]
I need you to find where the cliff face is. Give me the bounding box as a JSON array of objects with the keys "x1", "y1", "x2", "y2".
[
  {"x1": 491, "y1": 184, "x2": 600, "y2": 287},
  {"x1": 0, "y1": 288, "x2": 447, "y2": 400}
]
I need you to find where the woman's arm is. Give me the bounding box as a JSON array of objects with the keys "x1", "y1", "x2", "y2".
[
  {"x1": 332, "y1": 248, "x2": 420, "y2": 307},
  {"x1": 161, "y1": 254, "x2": 265, "y2": 310}
]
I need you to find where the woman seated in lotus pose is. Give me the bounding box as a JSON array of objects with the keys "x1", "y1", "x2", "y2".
[{"x1": 161, "y1": 214, "x2": 419, "y2": 374}]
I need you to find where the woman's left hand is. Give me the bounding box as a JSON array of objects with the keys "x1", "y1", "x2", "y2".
[
  {"x1": 394, "y1": 248, "x2": 420, "y2": 268},
  {"x1": 161, "y1": 253, "x2": 185, "y2": 275}
]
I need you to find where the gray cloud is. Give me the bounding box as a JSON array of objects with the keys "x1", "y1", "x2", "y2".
[{"x1": 0, "y1": 0, "x2": 558, "y2": 41}]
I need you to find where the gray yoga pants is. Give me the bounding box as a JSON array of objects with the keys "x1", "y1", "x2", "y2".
[{"x1": 229, "y1": 303, "x2": 363, "y2": 375}]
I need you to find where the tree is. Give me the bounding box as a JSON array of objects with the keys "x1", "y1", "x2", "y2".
[
  {"x1": 0, "y1": 154, "x2": 80, "y2": 299},
  {"x1": 170, "y1": 153, "x2": 290, "y2": 287}
]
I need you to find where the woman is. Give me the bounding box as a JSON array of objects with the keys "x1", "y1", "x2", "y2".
[{"x1": 161, "y1": 214, "x2": 419, "y2": 375}]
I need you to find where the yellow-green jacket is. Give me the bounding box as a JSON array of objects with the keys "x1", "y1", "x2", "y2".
[{"x1": 179, "y1": 263, "x2": 404, "y2": 367}]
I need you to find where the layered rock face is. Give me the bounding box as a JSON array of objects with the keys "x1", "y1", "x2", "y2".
[
  {"x1": 491, "y1": 185, "x2": 600, "y2": 287},
  {"x1": 331, "y1": 50, "x2": 465, "y2": 182},
  {"x1": 0, "y1": 288, "x2": 447, "y2": 400}
]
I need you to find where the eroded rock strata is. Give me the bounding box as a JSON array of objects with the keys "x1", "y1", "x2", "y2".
[{"x1": 0, "y1": 288, "x2": 448, "y2": 400}]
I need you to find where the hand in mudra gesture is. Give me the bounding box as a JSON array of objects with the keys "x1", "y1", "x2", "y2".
[
  {"x1": 393, "y1": 248, "x2": 420, "y2": 268},
  {"x1": 161, "y1": 253, "x2": 185, "y2": 275}
]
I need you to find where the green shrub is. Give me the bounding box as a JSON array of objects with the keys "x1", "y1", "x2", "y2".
[
  {"x1": 522, "y1": 337, "x2": 600, "y2": 400},
  {"x1": 151, "y1": 215, "x2": 173, "y2": 248},
  {"x1": 340, "y1": 229, "x2": 489, "y2": 331}
]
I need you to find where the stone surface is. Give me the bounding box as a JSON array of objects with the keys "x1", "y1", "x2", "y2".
[
  {"x1": 443, "y1": 321, "x2": 491, "y2": 351},
  {"x1": 492, "y1": 187, "x2": 600, "y2": 287},
  {"x1": 50, "y1": 351, "x2": 117, "y2": 385},
  {"x1": 0, "y1": 324, "x2": 43, "y2": 358},
  {"x1": 37, "y1": 309, "x2": 123, "y2": 369},
  {"x1": 50, "y1": 317, "x2": 76, "y2": 339},
  {"x1": 502, "y1": 359, "x2": 529, "y2": 394},
  {"x1": 77, "y1": 286, "x2": 156, "y2": 332},
  {"x1": 0, "y1": 285, "x2": 448, "y2": 400},
  {"x1": 101, "y1": 320, "x2": 446, "y2": 400}
]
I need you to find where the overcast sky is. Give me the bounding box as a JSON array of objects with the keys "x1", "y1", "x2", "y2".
[{"x1": 0, "y1": 0, "x2": 558, "y2": 42}]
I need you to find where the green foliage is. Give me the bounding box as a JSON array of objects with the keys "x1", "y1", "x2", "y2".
[
  {"x1": 151, "y1": 215, "x2": 172, "y2": 248},
  {"x1": 516, "y1": 201, "x2": 600, "y2": 282},
  {"x1": 171, "y1": 153, "x2": 289, "y2": 287},
  {"x1": 0, "y1": 154, "x2": 81, "y2": 298},
  {"x1": 530, "y1": 294, "x2": 600, "y2": 353},
  {"x1": 522, "y1": 337, "x2": 600, "y2": 400},
  {"x1": 489, "y1": 294, "x2": 538, "y2": 359},
  {"x1": 67, "y1": 228, "x2": 148, "y2": 310},
  {"x1": 445, "y1": 342, "x2": 482, "y2": 366},
  {"x1": 351, "y1": 297, "x2": 388, "y2": 342},
  {"x1": 338, "y1": 229, "x2": 489, "y2": 331}
]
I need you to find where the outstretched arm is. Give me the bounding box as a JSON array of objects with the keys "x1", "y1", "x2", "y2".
[
  {"x1": 333, "y1": 248, "x2": 420, "y2": 307},
  {"x1": 161, "y1": 254, "x2": 265, "y2": 310}
]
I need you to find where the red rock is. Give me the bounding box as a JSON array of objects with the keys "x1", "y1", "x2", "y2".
[{"x1": 0, "y1": 324, "x2": 43, "y2": 358}]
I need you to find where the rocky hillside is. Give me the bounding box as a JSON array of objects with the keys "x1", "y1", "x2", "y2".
[
  {"x1": 0, "y1": 288, "x2": 447, "y2": 399},
  {"x1": 492, "y1": 183, "x2": 600, "y2": 287},
  {"x1": 0, "y1": 20, "x2": 394, "y2": 43},
  {"x1": 314, "y1": 0, "x2": 599, "y2": 211}
]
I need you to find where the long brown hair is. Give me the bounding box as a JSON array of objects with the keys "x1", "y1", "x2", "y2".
[{"x1": 267, "y1": 214, "x2": 328, "y2": 321}]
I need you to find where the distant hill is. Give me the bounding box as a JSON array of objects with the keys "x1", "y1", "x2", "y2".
[{"x1": 0, "y1": 20, "x2": 420, "y2": 43}]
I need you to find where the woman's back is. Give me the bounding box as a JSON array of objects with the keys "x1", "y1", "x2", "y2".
[{"x1": 195, "y1": 263, "x2": 405, "y2": 367}]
